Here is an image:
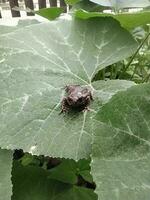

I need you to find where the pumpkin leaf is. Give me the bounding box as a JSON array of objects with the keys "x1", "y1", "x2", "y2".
[
  {"x1": 92, "y1": 83, "x2": 150, "y2": 200},
  {"x1": 0, "y1": 17, "x2": 137, "y2": 160}
]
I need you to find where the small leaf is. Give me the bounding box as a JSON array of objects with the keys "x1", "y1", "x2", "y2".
[
  {"x1": 79, "y1": 170, "x2": 93, "y2": 183},
  {"x1": 19, "y1": 153, "x2": 35, "y2": 166},
  {"x1": 48, "y1": 158, "x2": 93, "y2": 184},
  {"x1": 35, "y1": 8, "x2": 64, "y2": 20},
  {"x1": 48, "y1": 159, "x2": 78, "y2": 184},
  {"x1": 0, "y1": 149, "x2": 13, "y2": 200},
  {"x1": 77, "y1": 158, "x2": 91, "y2": 171},
  {"x1": 75, "y1": 9, "x2": 150, "y2": 30},
  {"x1": 12, "y1": 161, "x2": 97, "y2": 200},
  {"x1": 91, "y1": 83, "x2": 150, "y2": 200},
  {"x1": 77, "y1": 159, "x2": 93, "y2": 183}
]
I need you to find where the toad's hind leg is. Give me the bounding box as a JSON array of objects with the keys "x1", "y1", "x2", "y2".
[
  {"x1": 60, "y1": 97, "x2": 69, "y2": 114},
  {"x1": 82, "y1": 96, "x2": 92, "y2": 112}
]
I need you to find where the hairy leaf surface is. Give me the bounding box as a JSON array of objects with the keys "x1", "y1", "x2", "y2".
[
  {"x1": 91, "y1": 83, "x2": 150, "y2": 200},
  {"x1": 0, "y1": 18, "x2": 137, "y2": 159}
]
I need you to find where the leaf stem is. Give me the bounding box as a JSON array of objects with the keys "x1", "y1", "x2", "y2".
[
  {"x1": 101, "y1": 69, "x2": 105, "y2": 80},
  {"x1": 110, "y1": 66, "x2": 113, "y2": 79},
  {"x1": 119, "y1": 32, "x2": 150, "y2": 79},
  {"x1": 130, "y1": 65, "x2": 138, "y2": 80},
  {"x1": 142, "y1": 73, "x2": 150, "y2": 83}
]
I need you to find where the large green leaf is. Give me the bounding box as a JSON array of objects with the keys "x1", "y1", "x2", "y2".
[
  {"x1": 0, "y1": 149, "x2": 13, "y2": 200},
  {"x1": 91, "y1": 83, "x2": 150, "y2": 200},
  {"x1": 90, "y1": 0, "x2": 150, "y2": 9},
  {"x1": 75, "y1": 10, "x2": 150, "y2": 30},
  {"x1": 12, "y1": 161, "x2": 97, "y2": 200},
  {"x1": 0, "y1": 17, "x2": 137, "y2": 160}
]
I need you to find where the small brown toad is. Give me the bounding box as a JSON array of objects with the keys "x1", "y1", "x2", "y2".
[{"x1": 60, "y1": 85, "x2": 93, "y2": 113}]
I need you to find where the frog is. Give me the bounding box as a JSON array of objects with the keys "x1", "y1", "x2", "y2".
[{"x1": 60, "y1": 85, "x2": 93, "y2": 113}]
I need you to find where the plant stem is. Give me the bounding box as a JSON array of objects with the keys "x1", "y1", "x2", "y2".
[
  {"x1": 142, "y1": 73, "x2": 150, "y2": 83},
  {"x1": 101, "y1": 68, "x2": 105, "y2": 80},
  {"x1": 130, "y1": 65, "x2": 138, "y2": 80},
  {"x1": 119, "y1": 32, "x2": 150, "y2": 79},
  {"x1": 110, "y1": 66, "x2": 113, "y2": 79}
]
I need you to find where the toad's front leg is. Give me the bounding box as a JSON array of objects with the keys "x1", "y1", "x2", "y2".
[
  {"x1": 60, "y1": 97, "x2": 70, "y2": 114},
  {"x1": 82, "y1": 96, "x2": 93, "y2": 112}
]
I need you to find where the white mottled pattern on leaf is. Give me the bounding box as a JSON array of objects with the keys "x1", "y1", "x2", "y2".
[
  {"x1": 91, "y1": 83, "x2": 150, "y2": 200},
  {"x1": 0, "y1": 17, "x2": 137, "y2": 160}
]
